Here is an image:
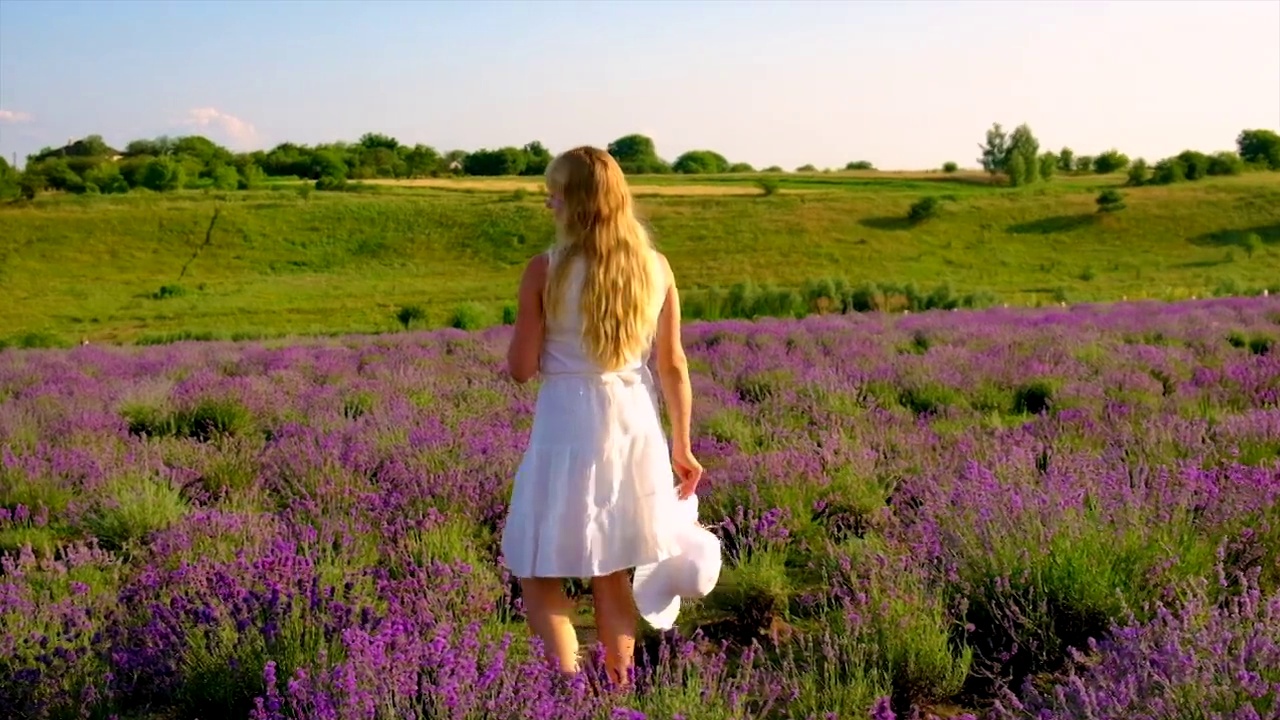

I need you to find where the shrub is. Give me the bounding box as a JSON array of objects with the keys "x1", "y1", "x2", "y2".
[
  {"x1": 1126, "y1": 158, "x2": 1150, "y2": 186},
  {"x1": 908, "y1": 196, "x2": 941, "y2": 223},
  {"x1": 152, "y1": 284, "x2": 187, "y2": 300},
  {"x1": 449, "y1": 302, "x2": 487, "y2": 330},
  {"x1": 315, "y1": 175, "x2": 347, "y2": 192},
  {"x1": 1096, "y1": 189, "x2": 1125, "y2": 212},
  {"x1": 1150, "y1": 157, "x2": 1186, "y2": 185},
  {"x1": 396, "y1": 304, "x2": 426, "y2": 330},
  {"x1": 1177, "y1": 150, "x2": 1212, "y2": 180},
  {"x1": 1092, "y1": 149, "x2": 1130, "y2": 174},
  {"x1": 1241, "y1": 233, "x2": 1263, "y2": 259},
  {"x1": 1207, "y1": 151, "x2": 1245, "y2": 176}
]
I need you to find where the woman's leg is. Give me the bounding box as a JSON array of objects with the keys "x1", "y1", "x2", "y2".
[
  {"x1": 519, "y1": 577, "x2": 579, "y2": 675},
  {"x1": 590, "y1": 570, "x2": 638, "y2": 685}
]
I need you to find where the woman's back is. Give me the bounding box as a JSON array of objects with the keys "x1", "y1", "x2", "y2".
[{"x1": 541, "y1": 250, "x2": 667, "y2": 376}]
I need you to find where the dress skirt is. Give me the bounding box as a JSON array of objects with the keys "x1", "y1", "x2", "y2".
[{"x1": 500, "y1": 368, "x2": 683, "y2": 579}]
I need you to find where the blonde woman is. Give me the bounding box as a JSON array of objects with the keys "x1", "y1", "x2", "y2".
[{"x1": 500, "y1": 146, "x2": 703, "y2": 685}]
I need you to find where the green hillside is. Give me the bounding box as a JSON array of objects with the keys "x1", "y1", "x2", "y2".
[{"x1": 1, "y1": 171, "x2": 1278, "y2": 346}]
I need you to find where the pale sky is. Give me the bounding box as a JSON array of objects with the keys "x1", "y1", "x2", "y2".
[{"x1": 0, "y1": 0, "x2": 1277, "y2": 171}]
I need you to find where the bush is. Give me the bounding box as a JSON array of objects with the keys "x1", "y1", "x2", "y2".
[
  {"x1": 1126, "y1": 159, "x2": 1150, "y2": 186},
  {"x1": 449, "y1": 302, "x2": 487, "y2": 330},
  {"x1": 1236, "y1": 128, "x2": 1280, "y2": 170},
  {"x1": 1096, "y1": 189, "x2": 1125, "y2": 213},
  {"x1": 395, "y1": 304, "x2": 426, "y2": 330},
  {"x1": 1150, "y1": 158, "x2": 1187, "y2": 185},
  {"x1": 1177, "y1": 150, "x2": 1212, "y2": 180},
  {"x1": 908, "y1": 197, "x2": 942, "y2": 223},
  {"x1": 1242, "y1": 233, "x2": 1263, "y2": 259},
  {"x1": 1093, "y1": 150, "x2": 1130, "y2": 174},
  {"x1": 942, "y1": 162, "x2": 958, "y2": 173},
  {"x1": 315, "y1": 175, "x2": 347, "y2": 192},
  {"x1": 152, "y1": 284, "x2": 187, "y2": 300},
  {"x1": 1207, "y1": 151, "x2": 1245, "y2": 177}
]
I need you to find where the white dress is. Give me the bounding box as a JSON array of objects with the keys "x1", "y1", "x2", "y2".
[{"x1": 500, "y1": 251, "x2": 684, "y2": 579}]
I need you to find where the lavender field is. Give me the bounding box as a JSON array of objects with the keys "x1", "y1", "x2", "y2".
[{"x1": 2, "y1": 297, "x2": 1279, "y2": 720}]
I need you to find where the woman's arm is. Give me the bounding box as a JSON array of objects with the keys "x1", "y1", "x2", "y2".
[
  {"x1": 654, "y1": 254, "x2": 692, "y2": 451},
  {"x1": 654, "y1": 253, "x2": 702, "y2": 497},
  {"x1": 507, "y1": 253, "x2": 548, "y2": 383}
]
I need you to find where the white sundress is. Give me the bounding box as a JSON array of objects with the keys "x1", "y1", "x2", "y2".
[{"x1": 500, "y1": 251, "x2": 684, "y2": 579}]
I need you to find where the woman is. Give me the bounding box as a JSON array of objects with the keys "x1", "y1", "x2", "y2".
[{"x1": 499, "y1": 146, "x2": 703, "y2": 685}]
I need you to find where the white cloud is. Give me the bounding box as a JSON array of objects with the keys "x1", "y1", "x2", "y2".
[
  {"x1": 0, "y1": 109, "x2": 34, "y2": 124},
  {"x1": 179, "y1": 107, "x2": 259, "y2": 148}
]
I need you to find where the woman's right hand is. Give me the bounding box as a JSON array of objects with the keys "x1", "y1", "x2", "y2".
[{"x1": 673, "y1": 443, "x2": 703, "y2": 500}]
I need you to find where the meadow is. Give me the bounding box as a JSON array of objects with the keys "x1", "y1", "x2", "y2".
[
  {"x1": 2, "y1": 294, "x2": 1279, "y2": 719},
  {"x1": 2, "y1": 169, "x2": 1279, "y2": 347}
]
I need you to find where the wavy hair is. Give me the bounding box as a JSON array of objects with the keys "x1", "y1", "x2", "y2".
[{"x1": 543, "y1": 146, "x2": 660, "y2": 371}]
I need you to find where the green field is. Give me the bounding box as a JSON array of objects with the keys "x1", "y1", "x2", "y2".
[{"x1": 2, "y1": 170, "x2": 1279, "y2": 346}]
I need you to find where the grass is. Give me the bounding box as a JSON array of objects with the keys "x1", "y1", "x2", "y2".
[{"x1": 1, "y1": 171, "x2": 1279, "y2": 345}]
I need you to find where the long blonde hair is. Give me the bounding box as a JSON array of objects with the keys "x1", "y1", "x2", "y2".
[{"x1": 543, "y1": 146, "x2": 659, "y2": 371}]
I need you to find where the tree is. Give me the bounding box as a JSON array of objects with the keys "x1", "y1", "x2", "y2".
[
  {"x1": 1057, "y1": 147, "x2": 1075, "y2": 172},
  {"x1": 1176, "y1": 150, "x2": 1212, "y2": 181},
  {"x1": 1150, "y1": 157, "x2": 1186, "y2": 185},
  {"x1": 463, "y1": 147, "x2": 526, "y2": 176},
  {"x1": 672, "y1": 150, "x2": 730, "y2": 174},
  {"x1": 140, "y1": 157, "x2": 184, "y2": 192},
  {"x1": 1207, "y1": 151, "x2": 1245, "y2": 177},
  {"x1": 845, "y1": 160, "x2": 874, "y2": 171},
  {"x1": 607, "y1": 134, "x2": 668, "y2": 174},
  {"x1": 977, "y1": 122, "x2": 1041, "y2": 186},
  {"x1": 520, "y1": 141, "x2": 553, "y2": 176},
  {"x1": 173, "y1": 135, "x2": 233, "y2": 166},
  {"x1": 1006, "y1": 152, "x2": 1028, "y2": 187},
  {"x1": 1038, "y1": 152, "x2": 1057, "y2": 180},
  {"x1": 0, "y1": 156, "x2": 19, "y2": 200},
  {"x1": 358, "y1": 132, "x2": 400, "y2": 151},
  {"x1": 1074, "y1": 155, "x2": 1093, "y2": 173},
  {"x1": 404, "y1": 144, "x2": 441, "y2": 178},
  {"x1": 211, "y1": 164, "x2": 240, "y2": 191},
  {"x1": 1126, "y1": 158, "x2": 1149, "y2": 186},
  {"x1": 1005, "y1": 124, "x2": 1041, "y2": 187},
  {"x1": 1236, "y1": 129, "x2": 1280, "y2": 170},
  {"x1": 127, "y1": 136, "x2": 178, "y2": 158},
  {"x1": 1092, "y1": 150, "x2": 1130, "y2": 174},
  {"x1": 977, "y1": 123, "x2": 1009, "y2": 176},
  {"x1": 85, "y1": 162, "x2": 130, "y2": 194}
]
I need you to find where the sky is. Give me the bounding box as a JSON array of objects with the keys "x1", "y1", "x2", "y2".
[{"x1": 0, "y1": 0, "x2": 1277, "y2": 171}]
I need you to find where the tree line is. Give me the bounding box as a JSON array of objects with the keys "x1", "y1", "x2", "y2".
[
  {"x1": 1, "y1": 125, "x2": 1277, "y2": 200},
  {"x1": 973, "y1": 123, "x2": 1280, "y2": 188}
]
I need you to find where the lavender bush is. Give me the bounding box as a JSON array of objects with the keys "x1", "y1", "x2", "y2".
[{"x1": 1, "y1": 296, "x2": 1278, "y2": 719}]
